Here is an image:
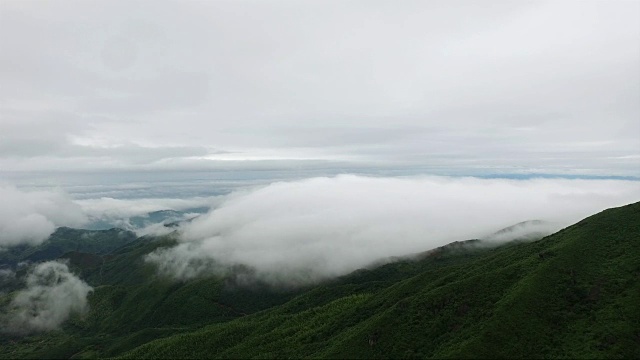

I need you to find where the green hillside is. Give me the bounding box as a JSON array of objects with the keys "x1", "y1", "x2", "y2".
[
  {"x1": 1, "y1": 202, "x2": 639, "y2": 359},
  {"x1": 120, "y1": 201, "x2": 640, "y2": 359},
  {"x1": 0, "y1": 227, "x2": 137, "y2": 266},
  {"x1": 0, "y1": 234, "x2": 304, "y2": 359}
]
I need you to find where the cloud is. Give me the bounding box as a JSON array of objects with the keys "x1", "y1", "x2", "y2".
[
  {"x1": 482, "y1": 220, "x2": 560, "y2": 243},
  {"x1": 76, "y1": 196, "x2": 219, "y2": 232},
  {"x1": 76, "y1": 196, "x2": 218, "y2": 220},
  {"x1": 146, "y1": 175, "x2": 640, "y2": 285},
  {"x1": 1, "y1": 261, "x2": 93, "y2": 334},
  {"x1": 0, "y1": 0, "x2": 638, "y2": 175},
  {"x1": 0, "y1": 185, "x2": 87, "y2": 247},
  {"x1": 0, "y1": 182, "x2": 222, "y2": 247}
]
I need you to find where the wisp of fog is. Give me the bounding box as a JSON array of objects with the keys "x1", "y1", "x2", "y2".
[
  {"x1": 145, "y1": 175, "x2": 640, "y2": 285},
  {"x1": 1, "y1": 261, "x2": 93, "y2": 334}
]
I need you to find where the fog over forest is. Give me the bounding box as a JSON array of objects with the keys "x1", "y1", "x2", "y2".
[
  {"x1": 0, "y1": 1, "x2": 639, "y2": 356},
  {"x1": 3, "y1": 175, "x2": 638, "y2": 286}
]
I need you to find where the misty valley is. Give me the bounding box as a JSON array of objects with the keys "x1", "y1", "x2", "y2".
[{"x1": 0, "y1": 201, "x2": 638, "y2": 359}]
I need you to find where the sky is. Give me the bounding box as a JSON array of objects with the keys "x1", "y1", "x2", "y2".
[{"x1": 1, "y1": 0, "x2": 639, "y2": 177}]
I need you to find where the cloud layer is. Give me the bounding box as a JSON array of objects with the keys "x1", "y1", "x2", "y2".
[
  {"x1": 1, "y1": 261, "x2": 93, "y2": 334},
  {"x1": 146, "y1": 175, "x2": 640, "y2": 285},
  {"x1": 0, "y1": 185, "x2": 87, "y2": 247},
  {"x1": 1, "y1": 0, "x2": 638, "y2": 175},
  {"x1": 76, "y1": 196, "x2": 219, "y2": 231},
  {"x1": 0, "y1": 184, "x2": 221, "y2": 247}
]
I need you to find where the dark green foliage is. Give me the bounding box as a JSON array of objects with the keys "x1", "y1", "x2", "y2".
[
  {"x1": 0, "y1": 230, "x2": 304, "y2": 358},
  {"x1": 0, "y1": 227, "x2": 136, "y2": 266},
  {"x1": 1, "y1": 202, "x2": 639, "y2": 359},
  {"x1": 120, "y1": 202, "x2": 640, "y2": 359},
  {"x1": 67, "y1": 235, "x2": 304, "y2": 336}
]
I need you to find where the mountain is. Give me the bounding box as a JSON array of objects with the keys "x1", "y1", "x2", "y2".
[
  {"x1": 120, "y1": 202, "x2": 640, "y2": 359},
  {"x1": 0, "y1": 202, "x2": 639, "y2": 359},
  {"x1": 0, "y1": 232, "x2": 304, "y2": 359},
  {"x1": 0, "y1": 227, "x2": 137, "y2": 267}
]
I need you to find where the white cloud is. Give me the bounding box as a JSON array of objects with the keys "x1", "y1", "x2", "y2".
[
  {"x1": 76, "y1": 196, "x2": 219, "y2": 221},
  {"x1": 146, "y1": 175, "x2": 640, "y2": 285},
  {"x1": 76, "y1": 196, "x2": 219, "y2": 234},
  {"x1": 0, "y1": 184, "x2": 221, "y2": 247},
  {"x1": 134, "y1": 222, "x2": 178, "y2": 238},
  {"x1": 1, "y1": 261, "x2": 93, "y2": 334},
  {"x1": 0, "y1": 185, "x2": 87, "y2": 247},
  {"x1": 0, "y1": 0, "x2": 638, "y2": 175},
  {"x1": 482, "y1": 220, "x2": 560, "y2": 243}
]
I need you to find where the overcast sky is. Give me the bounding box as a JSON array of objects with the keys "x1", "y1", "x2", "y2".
[{"x1": 1, "y1": 0, "x2": 639, "y2": 176}]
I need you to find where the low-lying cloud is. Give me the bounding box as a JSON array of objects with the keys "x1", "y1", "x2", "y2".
[
  {"x1": 146, "y1": 175, "x2": 640, "y2": 285},
  {"x1": 0, "y1": 184, "x2": 220, "y2": 247},
  {"x1": 482, "y1": 220, "x2": 560, "y2": 243},
  {"x1": 76, "y1": 196, "x2": 219, "y2": 221},
  {"x1": 76, "y1": 196, "x2": 219, "y2": 233},
  {"x1": 1, "y1": 261, "x2": 93, "y2": 334},
  {"x1": 0, "y1": 185, "x2": 87, "y2": 247}
]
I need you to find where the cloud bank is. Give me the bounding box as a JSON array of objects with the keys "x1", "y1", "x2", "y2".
[
  {"x1": 76, "y1": 196, "x2": 219, "y2": 233},
  {"x1": 483, "y1": 220, "x2": 559, "y2": 243},
  {"x1": 1, "y1": 1, "x2": 638, "y2": 175},
  {"x1": 146, "y1": 175, "x2": 640, "y2": 285},
  {"x1": 0, "y1": 185, "x2": 87, "y2": 247},
  {"x1": 76, "y1": 196, "x2": 219, "y2": 220},
  {"x1": 0, "y1": 184, "x2": 220, "y2": 247},
  {"x1": 1, "y1": 261, "x2": 93, "y2": 334}
]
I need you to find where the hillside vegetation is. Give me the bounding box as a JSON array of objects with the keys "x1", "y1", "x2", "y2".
[
  {"x1": 0, "y1": 235, "x2": 303, "y2": 359},
  {"x1": 0, "y1": 227, "x2": 136, "y2": 266},
  {"x1": 121, "y1": 202, "x2": 640, "y2": 359},
  {"x1": 0, "y1": 202, "x2": 638, "y2": 359}
]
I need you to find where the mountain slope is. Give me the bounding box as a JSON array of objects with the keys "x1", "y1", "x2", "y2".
[
  {"x1": 0, "y1": 227, "x2": 136, "y2": 266},
  {"x1": 121, "y1": 201, "x2": 640, "y2": 359},
  {"x1": 0, "y1": 232, "x2": 305, "y2": 359}
]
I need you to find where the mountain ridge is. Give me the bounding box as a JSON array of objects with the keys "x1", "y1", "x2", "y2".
[
  {"x1": 119, "y1": 201, "x2": 640, "y2": 359},
  {"x1": 0, "y1": 202, "x2": 638, "y2": 359}
]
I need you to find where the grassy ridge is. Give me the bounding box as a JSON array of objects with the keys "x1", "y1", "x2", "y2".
[{"x1": 121, "y1": 202, "x2": 640, "y2": 359}]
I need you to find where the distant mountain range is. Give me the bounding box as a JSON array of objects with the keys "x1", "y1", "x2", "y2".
[
  {"x1": 1, "y1": 202, "x2": 638, "y2": 359},
  {"x1": 484, "y1": 219, "x2": 558, "y2": 242},
  {"x1": 83, "y1": 207, "x2": 209, "y2": 231}
]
